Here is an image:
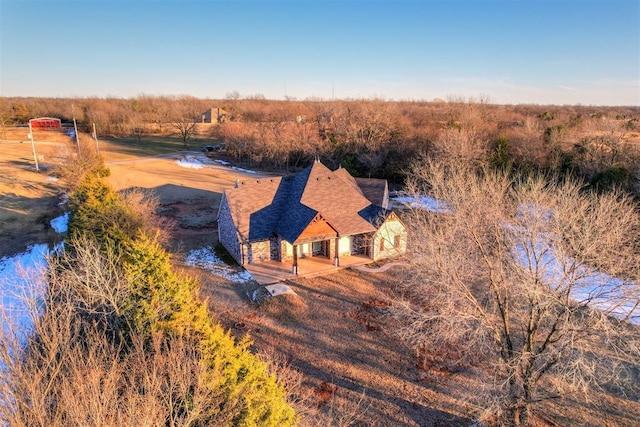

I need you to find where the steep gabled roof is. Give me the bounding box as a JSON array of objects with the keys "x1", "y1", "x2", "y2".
[
  {"x1": 355, "y1": 177, "x2": 388, "y2": 209},
  {"x1": 221, "y1": 161, "x2": 387, "y2": 244},
  {"x1": 296, "y1": 161, "x2": 375, "y2": 237},
  {"x1": 223, "y1": 177, "x2": 283, "y2": 241},
  {"x1": 333, "y1": 167, "x2": 363, "y2": 195}
]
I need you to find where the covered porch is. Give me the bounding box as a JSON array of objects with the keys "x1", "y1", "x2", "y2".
[{"x1": 244, "y1": 254, "x2": 370, "y2": 285}]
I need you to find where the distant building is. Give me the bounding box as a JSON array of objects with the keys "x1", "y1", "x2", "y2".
[
  {"x1": 29, "y1": 117, "x2": 61, "y2": 130},
  {"x1": 201, "y1": 108, "x2": 228, "y2": 124},
  {"x1": 218, "y1": 160, "x2": 407, "y2": 273}
]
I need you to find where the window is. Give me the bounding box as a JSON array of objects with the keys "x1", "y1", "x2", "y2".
[
  {"x1": 394, "y1": 235, "x2": 401, "y2": 250},
  {"x1": 379, "y1": 237, "x2": 385, "y2": 252}
]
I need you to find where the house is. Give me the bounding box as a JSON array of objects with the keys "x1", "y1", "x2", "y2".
[
  {"x1": 201, "y1": 108, "x2": 228, "y2": 124},
  {"x1": 217, "y1": 160, "x2": 407, "y2": 274}
]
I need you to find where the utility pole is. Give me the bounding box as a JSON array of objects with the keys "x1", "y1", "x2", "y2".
[
  {"x1": 28, "y1": 121, "x2": 39, "y2": 172},
  {"x1": 92, "y1": 122, "x2": 99, "y2": 154},
  {"x1": 72, "y1": 104, "x2": 80, "y2": 148}
]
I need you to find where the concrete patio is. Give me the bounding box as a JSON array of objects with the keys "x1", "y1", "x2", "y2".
[{"x1": 244, "y1": 254, "x2": 371, "y2": 285}]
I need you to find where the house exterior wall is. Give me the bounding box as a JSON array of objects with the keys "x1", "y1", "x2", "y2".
[
  {"x1": 218, "y1": 195, "x2": 243, "y2": 264},
  {"x1": 338, "y1": 236, "x2": 352, "y2": 257},
  {"x1": 201, "y1": 108, "x2": 228, "y2": 124},
  {"x1": 371, "y1": 217, "x2": 407, "y2": 261},
  {"x1": 279, "y1": 239, "x2": 332, "y2": 262},
  {"x1": 270, "y1": 237, "x2": 280, "y2": 261},
  {"x1": 280, "y1": 241, "x2": 313, "y2": 261},
  {"x1": 281, "y1": 240, "x2": 294, "y2": 262},
  {"x1": 352, "y1": 234, "x2": 369, "y2": 255},
  {"x1": 299, "y1": 243, "x2": 312, "y2": 258},
  {"x1": 249, "y1": 240, "x2": 271, "y2": 263}
]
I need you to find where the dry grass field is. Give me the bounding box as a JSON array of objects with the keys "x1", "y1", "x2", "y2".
[
  {"x1": 187, "y1": 261, "x2": 640, "y2": 427},
  {"x1": 0, "y1": 128, "x2": 70, "y2": 257},
  {"x1": 0, "y1": 128, "x2": 249, "y2": 257},
  {"x1": 1, "y1": 128, "x2": 639, "y2": 426}
]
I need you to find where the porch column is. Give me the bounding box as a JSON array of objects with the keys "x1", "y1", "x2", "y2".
[
  {"x1": 292, "y1": 244, "x2": 298, "y2": 275},
  {"x1": 334, "y1": 238, "x2": 340, "y2": 266}
]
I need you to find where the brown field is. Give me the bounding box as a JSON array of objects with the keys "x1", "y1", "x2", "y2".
[{"x1": 1, "y1": 128, "x2": 639, "y2": 426}]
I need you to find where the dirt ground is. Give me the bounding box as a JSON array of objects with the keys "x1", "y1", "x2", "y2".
[
  {"x1": 0, "y1": 130, "x2": 70, "y2": 257},
  {"x1": 0, "y1": 128, "x2": 260, "y2": 258},
  {"x1": 190, "y1": 264, "x2": 478, "y2": 426},
  {"x1": 2, "y1": 129, "x2": 639, "y2": 426}
]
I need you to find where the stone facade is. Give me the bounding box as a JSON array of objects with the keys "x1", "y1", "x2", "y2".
[
  {"x1": 249, "y1": 240, "x2": 271, "y2": 263},
  {"x1": 218, "y1": 195, "x2": 242, "y2": 264},
  {"x1": 352, "y1": 234, "x2": 368, "y2": 255},
  {"x1": 269, "y1": 237, "x2": 280, "y2": 261}
]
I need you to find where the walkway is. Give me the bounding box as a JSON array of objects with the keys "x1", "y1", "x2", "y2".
[
  {"x1": 244, "y1": 255, "x2": 371, "y2": 285},
  {"x1": 353, "y1": 261, "x2": 409, "y2": 273}
]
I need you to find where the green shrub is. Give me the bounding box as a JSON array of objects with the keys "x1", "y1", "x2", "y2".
[
  {"x1": 64, "y1": 173, "x2": 296, "y2": 426},
  {"x1": 590, "y1": 165, "x2": 630, "y2": 192},
  {"x1": 489, "y1": 135, "x2": 512, "y2": 172}
]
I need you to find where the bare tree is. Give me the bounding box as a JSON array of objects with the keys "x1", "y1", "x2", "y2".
[
  {"x1": 0, "y1": 97, "x2": 12, "y2": 140},
  {"x1": 0, "y1": 237, "x2": 218, "y2": 426},
  {"x1": 169, "y1": 96, "x2": 202, "y2": 148},
  {"x1": 435, "y1": 126, "x2": 489, "y2": 168},
  {"x1": 392, "y1": 159, "x2": 640, "y2": 426}
]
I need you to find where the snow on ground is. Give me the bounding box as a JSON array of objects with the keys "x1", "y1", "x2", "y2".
[
  {"x1": 50, "y1": 212, "x2": 69, "y2": 233},
  {"x1": 176, "y1": 153, "x2": 259, "y2": 174},
  {"x1": 509, "y1": 202, "x2": 639, "y2": 324},
  {"x1": 512, "y1": 225, "x2": 639, "y2": 324},
  {"x1": 186, "y1": 247, "x2": 254, "y2": 283},
  {"x1": 391, "y1": 195, "x2": 452, "y2": 213},
  {"x1": 404, "y1": 196, "x2": 639, "y2": 324},
  {"x1": 175, "y1": 156, "x2": 204, "y2": 169},
  {"x1": 0, "y1": 243, "x2": 63, "y2": 335},
  {"x1": 231, "y1": 166, "x2": 257, "y2": 174},
  {"x1": 57, "y1": 193, "x2": 69, "y2": 207}
]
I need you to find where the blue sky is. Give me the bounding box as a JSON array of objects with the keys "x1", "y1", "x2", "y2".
[{"x1": 1, "y1": 0, "x2": 638, "y2": 105}]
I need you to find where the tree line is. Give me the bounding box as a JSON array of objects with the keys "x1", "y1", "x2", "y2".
[{"x1": 1, "y1": 96, "x2": 639, "y2": 194}]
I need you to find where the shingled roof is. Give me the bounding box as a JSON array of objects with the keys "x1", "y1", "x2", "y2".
[{"x1": 222, "y1": 161, "x2": 389, "y2": 244}]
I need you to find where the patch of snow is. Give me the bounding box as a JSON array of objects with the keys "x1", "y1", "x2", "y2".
[
  {"x1": 0, "y1": 242, "x2": 64, "y2": 335},
  {"x1": 47, "y1": 176, "x2": 59, "y2": 182},
  {"x1": 510, "y1": 204, "x2": 639, "y2": 324},
  {"x1": 249, "y1": 287, "x2": 270, "y2": 303},
  {"x1": 186, "y1": 247, "x2": 254, "y2": 283},
  {"x1": 209, "y1": 157, "x2": 257, "y2": 174},
  {"x1": 392, "y1": 195, "x2": 452, "y2": 213},
  {"x1": 191, "y1": 153, "x2": 218, "y2": 166},
  {"x1": 57, "y1": 193, "x2": 69, "y2": 206},
  {"x1": 231, "y1": 166, "x2": 257, "y2": 174},
  {"x1": 50, "y1": 212, "x2": 69, "y2": 233},
  {"x1": 515, "y1": 202, "x2": 553, "y2": 222},
  {"x1": 175, "y1": 156, "x2": 204, "y2": 169}
]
